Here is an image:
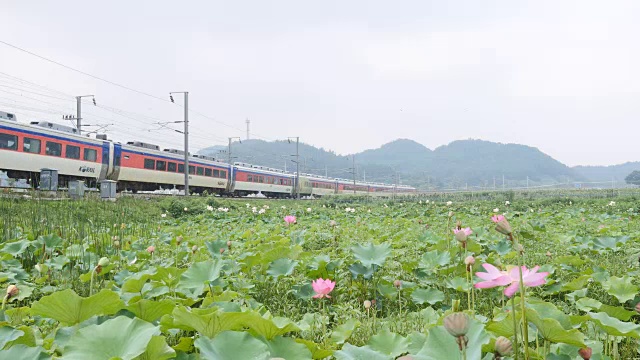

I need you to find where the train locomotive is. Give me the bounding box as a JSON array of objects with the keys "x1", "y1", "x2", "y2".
[{"x1": 0, "y1": 113, "x2": 416, "y2": 196}]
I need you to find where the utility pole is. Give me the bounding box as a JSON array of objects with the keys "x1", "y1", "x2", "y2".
[
  {"x1": 352, "y1": 156, "x2": 356, "y2": 194},
  {"x1": 228, "y1": 137, "x2": 241, "y2": 165},
  {"x1": 288, "y1": 137, "x2": 300, "y2": 199},
  {"x1": 363, "y1": 169, "x2": 366, "y2": 182},
  {"x1": 325, "y1": 165, "x2": 328, "y2": 177},
  {"x1": 246, "y1": 118, "x2": 250, "y2": 140},
  {"x1": 527, "y1": 176, "x2": 529, "y2": 189},
  {"x1": 502, "y1": 174, "x2": 505, "y2": 190},
  {"x1": 65, "y1": 95, "x2": 96, "y2": 135},
  {"x1": 493, "y1": 176, "x2": 496, "y2": 189},
  {"x1": 170, "y1": 92, "x2": 189, "y2": 196}
]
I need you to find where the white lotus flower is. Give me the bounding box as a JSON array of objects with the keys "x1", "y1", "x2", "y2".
[
  {"x1": 446, "y1": 201, "x2": 452, "y2": 206},
  {"x1": 608, "y1": 201, "x2": 616, "y2": 206},
  {"x1": 184, "y1": 207, "x2": 188, "y2": 211},
  {"x1": 419, "y1": 200, "x2": 422, "y2": 204},
  {"x1": 246, "y1": 203, "x2": 251, "y2": 208},
  {"x1": 493, "y1": 208, "x2": 499, "y2": 213},
  {"x1": 206, "y1": 205, "x2": 214, "y2": 211},
  {"x1": 281, "y1": 206, "x2": 286, "y2": 209},
  {"x1": 252, "y1": 207, "x2": 257, "y2": 213},
  {"x1": 306, "y1": 208, "x2": 312, "y2": 212},
  {"x1": 263, "y1": 205, "x2": 270, "y2": 209},
  {"x1": 426, "y1": 200, "x2": 430, "y2": 204},
  {"x1": 258, "y1": 208, "x2": 266, "y2": 214},
  {"x1": 505, "y1": 201, "x2": 510, "y2": 206},
  {"x1": 161, "y1": 213, "x2": 167, "y2": 218}
]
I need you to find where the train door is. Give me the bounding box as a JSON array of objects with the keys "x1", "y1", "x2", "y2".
[
  {"x1": 100, "y1": 142, "x2": 110, "y2": 180},
  {"x1": 226, "y1": 166, "x2": 236, "y2": 192}
]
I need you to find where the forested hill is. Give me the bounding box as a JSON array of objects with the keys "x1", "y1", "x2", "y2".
[{"x1": 199, "y1": 138, "x2": 632, "y2": 189}]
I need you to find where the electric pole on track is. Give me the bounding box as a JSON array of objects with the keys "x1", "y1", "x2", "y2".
[
  {"x1": 170, "y1": 91, "x2": 189, "y2": 196},
  {"x1": 288, "y1": 137, "x2": 300, "y2": 199},
  {"x1": 64, "y1": 95, "x2": 95, "y2": 135},
  {"x1": 228, "y1": 137, "x2": 241, "y2": 165}
]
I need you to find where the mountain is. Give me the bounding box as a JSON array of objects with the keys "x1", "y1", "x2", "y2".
[
  {"x1": 198, "y1": 139, "x2": 627, "y2": 189},
  {"x1": 573, "y1": 162, "x2": 640, "y2": 183}
]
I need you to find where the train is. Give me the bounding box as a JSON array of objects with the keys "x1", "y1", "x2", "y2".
[{"x1": 0, "y1": 112, "x2": 416, "y2": 197}]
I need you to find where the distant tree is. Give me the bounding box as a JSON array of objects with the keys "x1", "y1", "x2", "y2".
[{"x1": 625, "y1": 170, "x2": 640, "y2": 186}]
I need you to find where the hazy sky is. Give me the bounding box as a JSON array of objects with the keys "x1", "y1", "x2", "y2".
[{"x1": 1, "y1": 0, "x2": 638, "y2": 166}]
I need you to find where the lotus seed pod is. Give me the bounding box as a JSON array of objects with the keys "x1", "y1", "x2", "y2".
[
  {"x1": 177, "y1": 236, "x2": 183, "y2": 245},
  {"x1": 363, "y1": 300, "x2": 371, "y2": 309},
  {"x1": 455, "y1": 231, "x2": 468, "y2": 243},
  {"x1": 226, "y1": 241, "x2": 232, "y2": 248},
  {"x1": 443, "y1": 312, "x2": 470, "y2": 337},
  {"x1": 635, "y1": 302, "x2": 640, "y2": 313},
  {"x1": 494, "y1": 218, "x2": 513, "y2": 236},
  {"x1": 397, "y1": 356, "x2": 414, "y2": 360},
  {"x1": 495, "y1": 336, "x2": 513, "y2": 356},
  {"x1": 219, "y1": 248, "x2": 225, "y2": 254},
  {"x1": 192, "y1": 245, "x2": 198, "y2": 253},
  {"x1": 329, "y1": 220, "x2": 337, "y2": 227},
  {"x1": 394, "y1": 280, "x2": 402, "y2": 289},
  {"x1": 464, "y1": 256, "x2": 475, "y2": 266},
  {"x1": 515, "y1": 243, "x2": 524, "y2": 253},
  {"x1": 98, "y1": 257, "x2": 110, "y2": 267},
  {"x1": 455, "y1": 220, "x2": 462, "y2": 229},
  {"x1": 6, "y1": 285, "x2": 18, "y2": 299},
  {"x1": 578, "y1": 347, "x2": 592, "y2": 360},
  {"x1": 113, "y1": 240, "x2": 120, "y2": 248}
]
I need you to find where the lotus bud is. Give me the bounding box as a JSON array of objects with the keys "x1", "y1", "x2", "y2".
[
  {"x1": 329, "y1": 220, "x2": 337, "y2": 227},
  {"x1": 464, "y1": 256, "x2": 475, "y2": 271},
  {"x1": 443, "y1": 313, "x2": 470, "y2": 337},
  {"x1": 394, "y1": 280, "x2": 402, "y2": 289},
  {"x1": 491, "y1": 215, "x2": 513, "y2": 236},
  {"x1": 177, "y1": 236, "x2": 183, "y2": 245},
  {"x1": 455, "y1": 231, "x2": 468, "y2": 243},
  {"x1": 98, "y1": 257, "x2": 110, "y2": 267},
  {"x1": 6, "y1": 285, "x2": 18, "y2": 299},
  {"x1": 455, "y1": 220, "x2": 462, "y2": 229},
  {"x1": 227, "y1": 241, "x2": 232, "y2": 249},
  {"x1": 448, "y1": 211, "x2": 454, "y2": 218},
  {"x1": 546, "y1": 251, "x2": 552, "y2": 258},
  {"x1": 494, "y1": 336, "x2": 513, "y2": 356},
  {"x1": 397, "y1": 356, "x2": 414, "y2": 360},
  {"x1": 112, "y1": 235, "x2": 119, "y2": 242},
  {"x1": 636, "y1": 302, "x2": 640, "y2": 313},
  {"x1": 113, "y1": 240, "x2": 120, "y2": 248},
  {"x1": 578, "y1": 347, "x2": 592, "y2": 360},
  {"x1": 219, "y1": 248, "x2": 225, "y2": 254},
  {"x1": 515, "y1": 243, "x2": 524, "y2": 254},
  {"x1": 146, "y1": 246, "x2": 155, "y2": 254},
  {"x1": 364, "y1": 300, "x2": 371, "y2": 309},
  {"x1": 192, "y1": 245, "x2": 198, "y2": 253},
  {"x1": 35, "y1": 264, "x2": 44, "y2": 273}
]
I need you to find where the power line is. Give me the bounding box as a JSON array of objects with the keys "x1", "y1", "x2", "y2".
[{"x1": 0, "y1": 40, "x2": 272, "y2": 141}]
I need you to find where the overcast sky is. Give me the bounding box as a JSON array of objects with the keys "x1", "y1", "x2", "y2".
[{"x1": 1, "y1": 0, "x2": 638, "y2": 166}]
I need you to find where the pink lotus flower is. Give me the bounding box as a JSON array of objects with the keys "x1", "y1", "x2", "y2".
[
  {"x1": 453, "y1": 228, "x2": 473, "y2": 236},
  {"x1": 474, "y1": 263, "x2": 549, "y2": 297},
  {"x1": 146, "y1": 246, "x2": 155, "y2": 254},
  {"x1": 503, "y1": 265, "x2": 549, "y2": 297},
  {"x1": 284, "y1": 215, "x2": 296, "y2": 225},
  {"x1": 474, "y1": 263, "x2": 511, "y2": 289},
  {"x1": 491, "y1": 215, "x2": 505, "y2": 223},
  {"x1": 311, "y1": 278, "x2": 335, "y2": 299}
]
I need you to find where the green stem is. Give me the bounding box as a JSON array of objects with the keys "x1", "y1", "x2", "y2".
[
  {"x1": 90, "y1": 268, "x2": 95, "y2": 296},
  {"x1": 1, "y1": 296, "x2": 6, "y2": 310},
  {"x1": 517, "y1": 264, "x2": 529, "y2": 360},
  {"x1": 511, "y1": 297, "x2": 519, "y2": 360}
]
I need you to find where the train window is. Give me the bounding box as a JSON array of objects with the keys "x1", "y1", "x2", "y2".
[
  {"x1": 144, "y1": 159, "x2": 155, "y2": 169},
  {"x1": 65, "y1": 145, "x2": 81, "y2": 159},
  {"x1": 197, "y1": 167, "x2": 204, "y2": 175},
  {"x1": 156, "y1": 160, "x2": 167, "y2": 171},
  {"x1": 45, "y1": 141, "x2": 62, "y2": 156},
  {"x1": 247, "y1": 174, "x2": 253, "y2": 182},
  {"x1": 0, "y1": 133, "x2": 18, "y2": 150},
  {"x1": 178, "y1": 164, "x2": 184, "y2": 173},
  {"x1": 205, "y1": 168, "x2": 212, "y2": 176},
  {"x1": 213, "y1": 169, "x2": 220, "y2": 177},
  {"x1": 258, "y1": 176, "x2": 264, "y2": 183},
  {"x1": 188, "y1": 165, "x2": 195, "y2": 175},
  {"x1": 220, "y1": 170, "x2": 226, "y2": 178},
  {"x1": 84, "y1": 148, "x2": 97, "y2": 162},
  {"x1": 168, "y1": 162, "x2": 177, "y2": 172},
  {"x1": 23, "y1": 137, "x2": 41, "y2": 154}
]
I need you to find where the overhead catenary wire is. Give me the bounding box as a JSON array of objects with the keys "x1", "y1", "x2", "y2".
[{"x1": 0, "y1": 40, "x2": 272, "y2": 141}]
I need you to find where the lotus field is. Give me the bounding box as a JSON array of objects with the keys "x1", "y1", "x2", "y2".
[{"x1": 0, "y1": 192, "x2": 639, "y2": 359}]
